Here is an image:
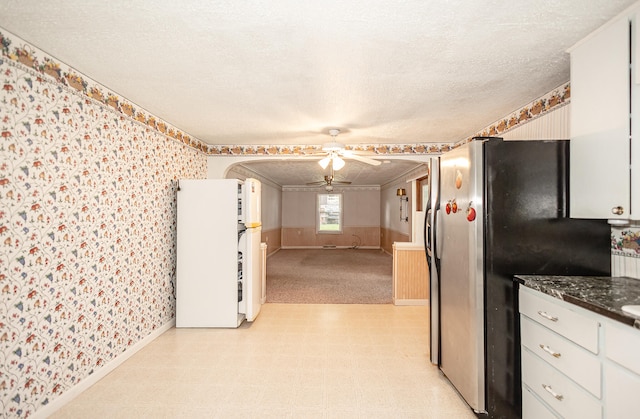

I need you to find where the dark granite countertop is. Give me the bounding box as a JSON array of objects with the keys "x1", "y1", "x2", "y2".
[{"x1": 515, "y1": 275, "x2": 640, "y2": 329}]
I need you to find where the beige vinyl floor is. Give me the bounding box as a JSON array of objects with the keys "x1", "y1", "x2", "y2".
[{"x1": 51, "y1": 304, "x2": 477, "y2": 418}]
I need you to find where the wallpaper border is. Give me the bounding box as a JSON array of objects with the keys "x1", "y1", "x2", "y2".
[
  {"x1": 459, "y1": 82, "x2": 571, "y2": 146},
  {"x1": 611, "y1": 227, "x2": 640, "y2": 256},
  {"x1": 1, "y1": 28, "x2": 570, "y2": 158},
  {"x1": 0, "y1": 29, "x2": 209, "y2": 153}
]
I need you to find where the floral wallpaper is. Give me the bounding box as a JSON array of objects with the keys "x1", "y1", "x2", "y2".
[
  {"x1": 612, "y1": 227, "x2": 640, "y2": 256},
  {"x1": 611, "y1": 225, "x2": 640, "y2": 279},
  {"x1": 0, "y1": 36, "x2": 207, "y2": 417}
]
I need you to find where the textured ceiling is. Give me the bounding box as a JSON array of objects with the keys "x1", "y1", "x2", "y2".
[
  {"x1": 1, "y1": 1, "x2": 635, "y2": 186},
  {"x1": 235, "y1": 158, "x2": 427, "y2": 187},
  {"x1": 0, "y1": 0, "x2": 635, "y2": 148}
]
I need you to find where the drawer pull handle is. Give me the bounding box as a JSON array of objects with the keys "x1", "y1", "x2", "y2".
[
  {"x1": 539, "y1": 344, "x2": 561, "y2": 358},
  {"x1": 541, "y1": 384, "x2": 564, "y2": 401},
  {"x1": 537, "y1": 311, "x2": 558, "y2": 322}
]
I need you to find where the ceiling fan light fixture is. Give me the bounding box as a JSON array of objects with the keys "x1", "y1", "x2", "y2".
[
  {"x1": 333, "y1": 156, "x2": 345, "y2": 171},
  {"x1": 318, "y1": 156, "x2": 331, "y2": 169}
]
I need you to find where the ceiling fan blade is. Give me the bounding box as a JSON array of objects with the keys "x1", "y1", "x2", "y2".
[
  {"x1": 342, "y1": 151, "x2": 381, "y2": 166},
  {"x1": 306, "y1": 174, "x2": 334, "y2": 186},
  {"x1": 332, "y1": 180, "x2": 352, "y2": 185}
]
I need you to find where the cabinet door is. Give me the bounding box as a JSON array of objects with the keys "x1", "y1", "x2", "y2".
[
  {"x1": 605, "y1": 364, "x2": 640, "y2": 419},
  {"x1": 570, "y1": 15, "x2": 630, "y2": 220},
  {"x1": 605, "y1": 320, "x2": 640, "y2": 375}
]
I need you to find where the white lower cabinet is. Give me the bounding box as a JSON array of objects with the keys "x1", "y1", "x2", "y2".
[
  {"x1": 604, "y1": 321, "x2": 640, "y2": 419},
  {"x1": 521, "y1": 316, "x2": 601, "y2": 397},
  {"x1": 605, "y1": 321, "x2": 640, "y2": 375},
  {"x1": 520, "y1": 287, "x2": 640, "y2": 418},
  {"x1": 523, "y1": 385, "x2": 559, "y2": 419},
  {"x1": 605, "y1": 364, "x2": 640, "y2": 419},
  {"x1": 522, "y1": 349, "x2": 601, "y2": 419},
  {"x1": 519, "y1": 287, "x2": 599, "y2": 352}
]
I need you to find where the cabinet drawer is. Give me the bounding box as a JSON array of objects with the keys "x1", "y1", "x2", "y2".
[
  {"x1": 605, "y1": 321, "x2": 640, "y2": 375},
  {"x1": 519, "y1": 288, "x2": 599, "y2": 353},
  {"x1": 522, "y1": 348, "x2": 602, "y2": 419},
  {"x1": 521, "y1": 316, "x2": 601, "y2": 397},
  {"x1": 522, "y1": 385, "x2": 559, "y2": 419}
]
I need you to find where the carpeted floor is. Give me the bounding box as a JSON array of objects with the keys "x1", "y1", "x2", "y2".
[{"x1": 265, "y1": 249, "x2": 393, "y2": 304}]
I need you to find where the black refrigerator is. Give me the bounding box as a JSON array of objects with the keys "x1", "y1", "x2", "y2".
[{"x1": 424, "y1": 138, "x2": 611, "y2": 418}]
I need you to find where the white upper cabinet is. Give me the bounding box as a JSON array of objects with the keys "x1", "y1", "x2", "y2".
[{"x1": 569, "y1": 6, "x2": 640, "y2": 223}]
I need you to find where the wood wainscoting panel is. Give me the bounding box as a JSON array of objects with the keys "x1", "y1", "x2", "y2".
[
  {"x1": 261, "y1": 228, "x2": 281, "y2": 256},
  {"x1": 392, "y1": 242, "x2": 429, "y2": 305},
  {"x1": 281, "y1": 226, "x2": 380, "y2": 248},
  {"x1": 381, "y1": 227, "x2": 411, "y2": 254}
]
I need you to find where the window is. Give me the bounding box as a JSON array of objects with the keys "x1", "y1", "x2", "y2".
[{"x1": 317, "y1": 193, "x2": 342, "y2": 233}]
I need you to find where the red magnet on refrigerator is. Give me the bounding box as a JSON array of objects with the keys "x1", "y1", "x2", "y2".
[{"x1": 467, "y1": 203, "x2": 476, "y2": 221}]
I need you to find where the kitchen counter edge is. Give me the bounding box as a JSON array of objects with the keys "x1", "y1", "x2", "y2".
[{"x1": 515, "y1": 275, "x2": 640, "y2": 329}]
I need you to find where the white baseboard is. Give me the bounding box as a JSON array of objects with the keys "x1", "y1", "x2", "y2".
[
  {"x1": 394, "y1": 299, "x2": 429, "y2": 306},
  {"x1": 34, "y1": 318, "x2": 176, "y2": 419}
]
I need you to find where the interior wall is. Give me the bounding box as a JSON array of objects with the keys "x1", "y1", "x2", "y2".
[
  {"x1": 380, "y1": 180, "x2": 412, "y2": 253},
  {"x1": 0, "y1": 30, "x2": 207, "y2": 418},
  {"x1": 500, "y1": 102, "x2": 570, "y2": 141},
  {"x1": 281, "y1": 187, "x2": 380, "y2": 248}
]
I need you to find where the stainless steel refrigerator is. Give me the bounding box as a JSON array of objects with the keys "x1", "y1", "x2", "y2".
[{"x1": 424, "y1": 138, "x2": 610, "y2": 418}]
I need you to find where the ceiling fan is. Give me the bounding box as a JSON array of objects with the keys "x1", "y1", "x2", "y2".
[
  {"x1": 313, "y1": 129, "x2": 382, "y2": 169},
  {"x1": 306, "y1": 163, "x2": 351, "y2": 191},
  {"x1": 307, "y1": 159, "x2": 351, "y2": 192}
]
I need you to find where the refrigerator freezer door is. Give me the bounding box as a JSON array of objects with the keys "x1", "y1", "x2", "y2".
[{"x1": 438, "y1": 141, "x2": 485, "y2": 413}]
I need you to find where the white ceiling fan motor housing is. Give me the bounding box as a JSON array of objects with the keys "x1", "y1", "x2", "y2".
[{"x1": 322, "y1": 142, "x2": 345, "y2": 152}]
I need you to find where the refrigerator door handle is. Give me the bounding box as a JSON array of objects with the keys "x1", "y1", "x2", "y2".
[
  {"x1": 425, "y1": 208, "x2": 433, "y2": 259},
  {"x1": 434, "y1": 208, "x2": 443, "y2": 261}
]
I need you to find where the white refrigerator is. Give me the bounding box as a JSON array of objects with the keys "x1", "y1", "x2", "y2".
[{"x1": 176, "y1": 178, "x2": 262, "y2": 328}]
